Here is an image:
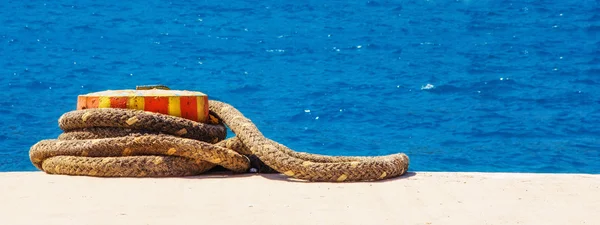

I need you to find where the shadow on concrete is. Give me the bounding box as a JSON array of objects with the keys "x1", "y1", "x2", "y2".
[{"x1": 178, "y1": 170, "x2": 419, "y2": 183}]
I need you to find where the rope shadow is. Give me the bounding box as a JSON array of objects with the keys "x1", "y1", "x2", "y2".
[{"x1": 179, "y1": 171, "x2": 418, "y2": 183}]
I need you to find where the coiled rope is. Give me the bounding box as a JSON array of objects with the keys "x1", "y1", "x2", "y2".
[{"x1": 29, "y1": 100, "x2": 410, "y2": 182}]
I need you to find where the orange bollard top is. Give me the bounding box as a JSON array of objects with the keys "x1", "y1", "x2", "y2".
[{"x1": 76, "y1": 87, "x2": 209, "y2": 123}]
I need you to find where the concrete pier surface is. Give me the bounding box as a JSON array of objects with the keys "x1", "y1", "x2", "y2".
[{"x1": 1, "y1": 171, "x2": 598, "y2": 225}]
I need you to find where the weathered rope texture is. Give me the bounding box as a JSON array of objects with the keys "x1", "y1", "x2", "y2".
[{"x1": 29, "y1": 100, "x2": 409, "y2": 182}]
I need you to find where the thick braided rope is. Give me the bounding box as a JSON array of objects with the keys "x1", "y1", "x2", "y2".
[
  {"x1": 29, "y1": 100, "x2": 410, "y2": 182},
  {"x1": 59, "y1": 108, "x2": 227, "y2": 143},
  {"x1": 30, "y1": 108, "x2": 251, "y2": 177},
  {"x1": 209, "y1": 100, "x2": 409, "y2": 182}
]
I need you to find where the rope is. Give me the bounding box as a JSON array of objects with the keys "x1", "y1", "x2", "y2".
[{"x1": 29, "y1": 100, "x2": 410, "y2": 182}]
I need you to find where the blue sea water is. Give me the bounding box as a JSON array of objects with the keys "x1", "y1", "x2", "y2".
[{"x1": 1, "y1": 0, "x2": 598, "y2": 173}]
